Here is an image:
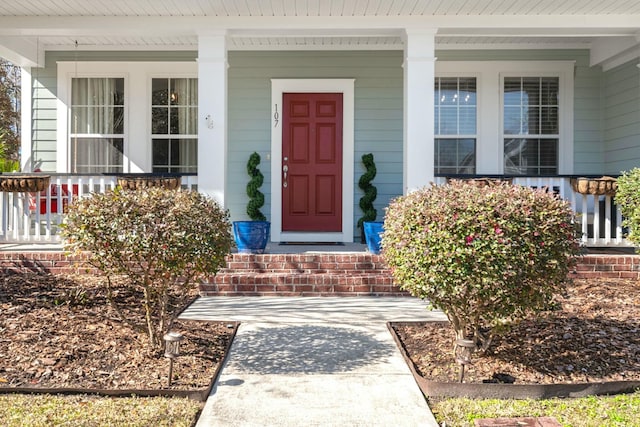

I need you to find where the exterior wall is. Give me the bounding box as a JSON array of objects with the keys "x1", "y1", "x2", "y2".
[
  {"x1": 226, "y1": 51, "x2": 403, "y2": 239},
  {"x1": 602, "y1": 59, "x2": 640, "y2": 174}
]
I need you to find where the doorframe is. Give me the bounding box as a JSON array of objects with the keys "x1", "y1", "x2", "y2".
[{"x1": 270, "y1": 79, "x2": 355, "y2": 243}]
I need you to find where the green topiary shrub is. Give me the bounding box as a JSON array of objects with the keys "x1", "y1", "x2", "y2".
[
  {"x1": 357, "y1": 153, "x2": 377, "y2": 241},
  {"x1": 61, "y1": 187, "x2": 233, "y2": 351},
  {"x1": 381, "y1": 180, "x2": 581, "y2": 351},
  {"x1": 246, "y1": 151, "x2": 266, "y2": 221},
  {"x1": 616, "y1": 169, "x2": 640, "y2": 248}
]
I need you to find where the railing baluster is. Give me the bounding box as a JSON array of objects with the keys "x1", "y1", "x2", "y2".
[
  {"x1": 616, "y1": 203, "x2": 624, "y2": 245},
  {"x1": 604, "y1": 195, "x2": 612, "y2": 243},
  {"x1": 581, "y1": 195, "x2": 589, "y2": 245}
]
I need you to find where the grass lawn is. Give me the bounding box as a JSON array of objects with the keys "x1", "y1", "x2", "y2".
[
  {"x1": 0, "y1": 394, "x2": 202, "y2": 427},
  {"x1": 430, "y1": 390, "x2": 640, "y2": 427}
]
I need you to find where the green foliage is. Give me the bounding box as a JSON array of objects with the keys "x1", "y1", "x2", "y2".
[
  {"x1": 357, "y1": 153, "x2": 378, "y2": 231},
  {"x1": 61, "y1": 187, "x2": 233, "y2": 349},
  {"x1": 382, "y1": 181, "x2": 581, "y2": 350},
  {"x1": 0, "y1": 60, "x2": 20, "y2": 161},
  {"x1": 246, "y1": 151, "x2": 266, "y2": 221},
  {"x1": 0, "y1": 134, "x2": 19, "y2": 172},
  {"x1": 616, "y1": 168, "x2": 640, "y2": 248}
]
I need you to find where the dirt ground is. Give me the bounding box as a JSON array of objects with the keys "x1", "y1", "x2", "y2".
[
  {"x1": 393, "y1": 278, "x2": 640, "y2": 384},
  {"x1": 0, "y1": 273, "x2": 233, "y2": 390},
  {"x1": 0, "y1": 273, "x2": 638, "y2": 391}
]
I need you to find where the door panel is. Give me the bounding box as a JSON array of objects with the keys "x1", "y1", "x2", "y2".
[{"x1": 282, "y1": 93, "x2": 343, "y2": 232}]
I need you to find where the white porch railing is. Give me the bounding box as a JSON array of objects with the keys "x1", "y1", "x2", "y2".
[
  {"x1": 434, "y1": 176, "x2": 633, "y2": 248},
  {"x1": 0, "y1": 174, "x2": 632, "y2": 247},
  {"x1": 0, "y1": 174, "x2": 198, "y2": 243}
]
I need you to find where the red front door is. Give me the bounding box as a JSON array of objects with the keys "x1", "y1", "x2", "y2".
[{"x1": 282, "y1": 93, "x2": 343, "y2": 232}]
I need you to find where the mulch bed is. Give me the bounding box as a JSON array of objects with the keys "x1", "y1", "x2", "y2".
[
  {"x1": 1, "y1": 273, "x2": 638, "y2": 398},
  {"x1": 393, "y1": 278, "x2": 640, "y2": 385},
  {"x1": 0, "y1": 273, "x2": 233, "y2": 393}
]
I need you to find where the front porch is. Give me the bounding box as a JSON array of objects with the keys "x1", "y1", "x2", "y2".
[{"x1": 0, "y1": 173, "x2": 634, "y2": 248}]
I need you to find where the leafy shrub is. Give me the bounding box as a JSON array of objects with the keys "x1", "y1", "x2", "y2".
[
  {"x1": 382, "y1": 181, "x2": 581, "y2": 350},
  {"x1": 246, "y1": 151, "x2": 266, "y2": 221},
  {"x1": 616, "y1": 168, "x2": 640, "y2": 248},
  {"x1": 62, "y1": 187, "x2": 233, "y2": 350}
]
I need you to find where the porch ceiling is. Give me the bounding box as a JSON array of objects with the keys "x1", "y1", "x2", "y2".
[{"x1": 0, "y1": 0, "x2": 639, "y2": 70}]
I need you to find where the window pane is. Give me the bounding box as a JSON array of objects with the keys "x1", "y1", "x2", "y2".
[
  {"x1": 71, "y1": 137, "x2": 123, "y2": 173},
  {"x1": 439, "y1": 107, "x2": 458, "y2": 135},
  {"x1": 152, "y1": 107, "x2": 168, "y2": 134},
  {"x1": 152, "y1": 138, "x2": 197, "y2": 173},
  {"x1": 169, "y1": 107, "x2": 197, "y2": 135},
  {"x1": 459, "y1": 107, "x2": 476, "y2": 134},
  {"x1": 504, "y1": 138, "x2": 557, "y2": 175},
  {"x1": 435, "y1": 138, "x2": 476, "y2": 175},
  {"x1": 503, "y1": 106, "x2": 522, "y2": 135},
  {"x1": 541, "y1": 107, "x2": 558, "y2": 134},
  {"x1": 152, "y1": 79, "x2": 169, "y2": 106},
  {"x1": 170, "y1": 78, "x2": 198, "y2": 106}
]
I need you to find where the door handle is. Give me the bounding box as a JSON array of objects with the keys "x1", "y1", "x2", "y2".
[{"x1": 283, "y1": 165, "x2": 288, "y2": 188}]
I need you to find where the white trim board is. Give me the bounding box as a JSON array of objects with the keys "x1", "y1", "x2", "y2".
[{"x1": 270, "y1": 79, "x2": 355, "y2": 243}]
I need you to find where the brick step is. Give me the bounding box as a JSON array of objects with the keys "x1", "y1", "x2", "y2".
[
  {"x1": 199, "y1": 272, "x2": 405, "y2": 297},
  {"x1": 222, "y1": 253, "x2": 388, "y2": 274}
]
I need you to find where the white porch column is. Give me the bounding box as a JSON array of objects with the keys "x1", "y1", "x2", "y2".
[
  {"x1": 197, "y1": 34, "x2": 228, "y2": 206},
  {"x1": 403, "y1": 29, "x2": 436, "y2": 194}
]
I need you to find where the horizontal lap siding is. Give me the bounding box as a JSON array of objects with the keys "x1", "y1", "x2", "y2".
[
  {"x1": 603, "y1": 60, "x2": 640, "y2": 174},
  {"x1": 227, "y1": 51, "x2": 404, "y2": 239}
]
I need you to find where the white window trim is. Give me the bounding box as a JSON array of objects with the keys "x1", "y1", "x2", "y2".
[
  {"x1": 435, "y1": 61, "x2": 574, "y2": 175},
  {"x1": 56, "y1": 61, "x2": 197, "y2": 173},
  {"x1": 270, "y1": 79, "x2": 355, "y2": 243}
]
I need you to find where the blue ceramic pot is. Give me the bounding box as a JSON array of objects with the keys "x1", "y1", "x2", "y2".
[
  {"x1": 233, "y1": 221, "x2": 270, "y2": 254},
  {"x1": 363, "y1": 221, "x2": 384, "y2": 254}
]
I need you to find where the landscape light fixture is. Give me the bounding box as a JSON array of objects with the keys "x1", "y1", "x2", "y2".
[{"x1": 163, "y1": 331, "x2": 184, "y2": 387}]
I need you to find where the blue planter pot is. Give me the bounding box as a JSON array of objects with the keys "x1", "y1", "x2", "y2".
[
  {"x1": 363, "y1": 221, "x2": 384, "y2": 254},
  {"x1": 233, "y1": 221, "x2": 270, "y2": 254}
]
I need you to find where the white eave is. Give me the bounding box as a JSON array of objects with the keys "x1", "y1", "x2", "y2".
[{"x1": 0, "y1": 1, "x2": 639, "y2": 70}]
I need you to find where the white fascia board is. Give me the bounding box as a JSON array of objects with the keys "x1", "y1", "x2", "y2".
[{"x1": 0, "y1": 15, "x2": 639, "y2": 36}]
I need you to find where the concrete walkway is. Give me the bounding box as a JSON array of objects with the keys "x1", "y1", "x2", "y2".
[{"x1": 180, "y1": 297, "x2": 448, "y2": 427}]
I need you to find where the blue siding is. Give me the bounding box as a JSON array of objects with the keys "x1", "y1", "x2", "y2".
[{"x1": 602, "y1": 60, "x2": 640, "y2": 174}]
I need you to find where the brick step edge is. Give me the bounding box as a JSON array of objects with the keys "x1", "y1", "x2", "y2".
[{"x1": 198, "y1": 281, "x2": 408, "y2": 297}]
